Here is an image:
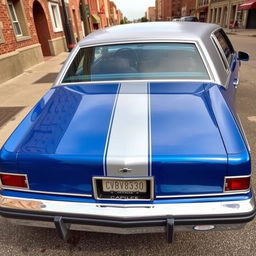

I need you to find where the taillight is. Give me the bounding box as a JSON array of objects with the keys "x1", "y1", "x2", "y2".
[
  {"x1": 224, "y1": 176, "x2": 250, "y2": 192},
  {"x1": 0, "y1": 173, "x2": 28, "y2": 189}
]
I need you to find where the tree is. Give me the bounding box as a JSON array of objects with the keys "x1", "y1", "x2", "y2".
[
  {"x1": 120, "y1": 17, "x2": 130, "y2": 24},
  {"x1": 141, "y1": 17, "x2": 148, "y2": 22}
]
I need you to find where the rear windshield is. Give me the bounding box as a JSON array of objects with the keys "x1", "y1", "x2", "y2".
[{"x1": 62, "y1": 43, "x2": 210, "y2": 83}]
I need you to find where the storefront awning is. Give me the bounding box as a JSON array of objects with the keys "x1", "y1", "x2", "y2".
[
  {"x1": 92, "y1": 14, "x2": 101, "y2": 24},
  {"x1": 239, "y1": 0, "x2": 256, "y2": 10}
]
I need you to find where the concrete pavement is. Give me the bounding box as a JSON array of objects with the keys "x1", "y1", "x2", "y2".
[
  {"x1": 0, "y1": 52, "x2": 68, "y2": 147},
  {"x1": 225, "y1": 28, "x2": 256, "y2": 37}
]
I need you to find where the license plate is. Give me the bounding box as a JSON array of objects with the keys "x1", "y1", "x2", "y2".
[
  {"x1": 102, "y1": 180, "x2": 147, "y2": 193},
  {"x1": 93, "y1": 177, "x2": 153, "y2": 200}
]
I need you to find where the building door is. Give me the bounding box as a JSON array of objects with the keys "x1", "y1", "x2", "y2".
[
  {"x1": 33, "y1": 0, "x2": 51, "y2": 56},
  {"x1": 247, "y1": 9, "x2": 256, "y2": 28}
]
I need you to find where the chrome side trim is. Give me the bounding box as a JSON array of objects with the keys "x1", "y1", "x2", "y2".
[
  {"x1": 237, "y1": 114, "x2": 251, "y2": 152},
  {"x1": 0, "y1": 187, "x2": 92, "y2": 198},
  {"x1": 156, "y1": 190, "x2": 251, "y2": 199},
  {"x1": 59, "y1": 79, "x2": 213, "y2": 86},
  {"x1": 0, "y1": 195, "x2": 254, "y2": 218},
  {"x1": 1, "y1": 187, "x2": 251, "y2": 199},
  {"x1": 92, "y1": 176, "x2": 154, "y2": 201}
]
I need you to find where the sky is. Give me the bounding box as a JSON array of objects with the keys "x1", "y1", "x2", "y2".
[{"x1": 112, "y1": 0, "x2": 155, "y2": 20}]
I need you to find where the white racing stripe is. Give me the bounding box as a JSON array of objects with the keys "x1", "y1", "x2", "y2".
[{"x1": 105, "y1": 82, "x2": 150, "y2": 176}]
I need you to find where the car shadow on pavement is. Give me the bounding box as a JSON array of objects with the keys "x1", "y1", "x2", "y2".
[
  {"x1": 0, "y1": 219, "x2": 255, "y2": 256},
  {"x1": 33, "y1": 73, "x2": 58, "y2": 84}
]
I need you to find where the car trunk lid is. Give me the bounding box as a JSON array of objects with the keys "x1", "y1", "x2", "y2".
[{"x1": 13, "y1": 82, "x2": 227, "y2": 197}]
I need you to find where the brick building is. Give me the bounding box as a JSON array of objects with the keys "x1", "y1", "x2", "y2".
[
  {"x1": 196, "y1": 0, "x2": 209, "y2": 22},
  {"x1": 181, "y1": 0, "x2": 196, "y2": 16},
  {"x1": 68, "y1": 0, "x2": 88, "y2": 42},
  {"x1": 160, "y1": 0, "x2": 180, "y2": 20},
  {"x1": 109, "y1": 1, "x2": 119, "y2": 25},
  {"x1": 103, "y1": 0, "x2": 110, "y2": 26},
  {"x1": 0, "y1": 0, "x2": 123, "y2": 84},
  {"x1": 155, "y1": 0, "x2": 162, "y2": 20},
  {"x1": 0, "y1": 0, "x2": 67, "y2": 84},
  {"x1": 161, "y1": 0, "x2": 171, "y2": 20},
  {"x1": 147, "y1": 6, "x2": 156, "y2": 21},
  {"x1": 88, "y1": 0, "x2": 101, "y2": 29},
  {"x1": 155, "y1": 0, "x2": 196, "y2": 20},
  {"x1": 195, "y1": 0, "x2": 256, "y2": 28},
  {"x1": 116, "y1": 9, "x2": 123, "y2": 23}
]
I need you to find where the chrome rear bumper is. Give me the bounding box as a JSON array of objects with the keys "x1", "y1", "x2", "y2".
[{"x1": 0, "y1": 195, "x2": 255, "y2": 242}]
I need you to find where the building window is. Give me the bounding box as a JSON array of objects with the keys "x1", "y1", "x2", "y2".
[
  {"x1": 8, "y1": 1, "x2": 23, "y2": 36},
  {"x1": 7, "y1": 0, "x2": 30, "y2": 40},
  {"x1": 48, "y1": 2, "x2": 63, "y2": 32}
]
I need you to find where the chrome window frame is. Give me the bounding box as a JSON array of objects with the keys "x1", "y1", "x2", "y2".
[
  {"x1": 55, "y1": 40, "x2": 215, "y2": 86},
  {"x1": 211, "y1": 29, "x2": 231, "y2": 88}
]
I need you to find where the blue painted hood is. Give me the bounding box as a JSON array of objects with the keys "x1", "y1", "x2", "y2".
[{"x1": 0, "y1": 82, "x2": 249, "y2": 197}]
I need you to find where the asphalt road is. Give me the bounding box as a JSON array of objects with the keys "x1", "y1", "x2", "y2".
[{"x1": 0, "y1": 34, "x2": 255, "y2": 256}]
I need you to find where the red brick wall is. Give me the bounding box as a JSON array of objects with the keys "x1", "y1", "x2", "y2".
[
  {"x1": 162, "y1": 0, "x2": 172, "y2": 20},
  {"x1": 0, "y1": 0, "x2": 64, "y2": 55},
  {"x1": 98, "y1": 0, "x2": 108, "y2": 28},
  {"x1": 88, "y1": 0, "x2": 97, "y2": 14},
  {"x1": 31, "y1": 0, "x2": 64, "y2": 39},
  {"x1": 172, "y1": 0, "x2": 182, "y2": 17},
  {"x1": 181, "y1": 0, "x2": 196, "y2": 16},
  {"x1": 161, "y1": 0, "x2": 195, "y2": 19},
  {"x1": 69, "y1": 0, "x2": 84, "y2": 40}
]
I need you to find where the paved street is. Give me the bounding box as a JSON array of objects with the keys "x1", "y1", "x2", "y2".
[{"x1": 0, "y1": 33, "x2": 255, "y2": 256}]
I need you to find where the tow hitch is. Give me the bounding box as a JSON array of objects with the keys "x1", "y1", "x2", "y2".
[
  {"x1": 54, "y1": 216, "x2": 70, "y2": 241},
  {"x1": 166, "y1": 217, "x2": 175, "y2": 243},
  {"x1": 54, "y1": 215, "x2": 175, "y2": 243}
]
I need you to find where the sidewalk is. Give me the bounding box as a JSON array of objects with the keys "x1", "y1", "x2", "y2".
[
  {"x1": 0, "y1": 52, "x2": 68, "y2": 147},
  {"x1": 224, "y1": 28, "x2": 256, "y2": 37}
]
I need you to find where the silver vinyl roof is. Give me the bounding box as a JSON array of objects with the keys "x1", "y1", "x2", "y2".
[
  {"x1": 55, "y1": 22, "x2": 230, "y2": 86},
  {"x1": 78, "y1": 22, "x2": 220, "y2": 46}
]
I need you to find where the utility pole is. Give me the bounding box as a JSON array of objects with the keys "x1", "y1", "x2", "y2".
[
  {"x1": 61, "y1": 0, "x2": 75, "y2": 51},
  {"x1": 80, "y1": 0, "x2": 91, "y2": 36}
]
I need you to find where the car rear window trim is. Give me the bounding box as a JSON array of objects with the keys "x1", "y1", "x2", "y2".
[{"x1": 57, "y1": 40, "x2": 214, "y2": 85}]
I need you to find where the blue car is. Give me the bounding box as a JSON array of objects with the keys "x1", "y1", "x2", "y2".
[{"x1": 0, "y1": 22, "x2": 254, "y2": 243}]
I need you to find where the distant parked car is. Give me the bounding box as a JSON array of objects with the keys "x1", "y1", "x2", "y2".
[
  {"x1": 172, "y1": 18, "x2": 180, "y2": 21},
  {"x1": 180, "y1": 16, "x2": 199, "y2": 22},
  {"x1": 0, "y1": 22, "x2": 254, "y2": 243}
]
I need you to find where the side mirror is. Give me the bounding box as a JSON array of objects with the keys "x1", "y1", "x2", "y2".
[{"x1": 238, "y1": 51, "x2": 249, "y2": 61}]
